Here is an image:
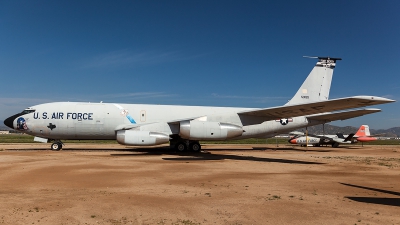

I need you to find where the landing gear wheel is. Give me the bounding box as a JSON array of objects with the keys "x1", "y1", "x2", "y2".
[
  {"x1": 51, "y1": 142, "x2": 62, "y2": 151},
  {"x1": 175, "y1": 142, "x2": 187, "y2": 152},
  {"x1": 189, "y1": 142, "x2": 201, "y2": 152},
  {"x1": 332, "y1": 142, "x2": 339, "y2": 148}
]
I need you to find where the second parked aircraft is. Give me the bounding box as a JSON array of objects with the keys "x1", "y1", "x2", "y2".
[{"x1": 288, "y1": 125, "x2": 378, "y2": 147}]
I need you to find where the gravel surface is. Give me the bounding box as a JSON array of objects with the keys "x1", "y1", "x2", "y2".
[{"x1": 1, "y1": 143, "x2": 399, "y2": 225}]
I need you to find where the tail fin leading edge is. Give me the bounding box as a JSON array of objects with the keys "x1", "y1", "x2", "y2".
[{"x1": 285, "y1": 57, "x2": 341, "y2": 106}]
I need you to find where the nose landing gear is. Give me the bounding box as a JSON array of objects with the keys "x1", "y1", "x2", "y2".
[{"x1": 51, "y1": 141, "x2": 63, "y2": 151}]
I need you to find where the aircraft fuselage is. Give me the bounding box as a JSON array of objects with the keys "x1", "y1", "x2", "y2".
[{"x1": 9, "y1": 102, "x2": 316, "y2": 141}]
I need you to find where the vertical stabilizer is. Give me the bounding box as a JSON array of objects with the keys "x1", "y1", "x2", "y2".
[
  {"x1": 355, "y1": 125, "x2": 370, "y2": 137},
  {"x1": 285, "y1": 57, "x2": 341, "y2": 105}
]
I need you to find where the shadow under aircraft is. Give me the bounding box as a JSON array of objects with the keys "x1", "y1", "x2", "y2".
[
  {"x1": 340, "y1": 182, "x2": 400, "y2": 207},
  {"x1": 110, "y1": 147, "x2": 324, "y2": 165}
]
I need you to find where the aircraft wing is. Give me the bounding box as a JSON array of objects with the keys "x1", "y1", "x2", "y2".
[
  {"x1": 238, "y1": 96, "x2": 393, "y2": 119},
  {"x1": 114, "y1": 123, "x2": 154, "y2": 131},
  {"x1": 306, "y1": 108, "x2": 381, "y2": 122},
  {"x1": 344, "y1": 133, "x2": 355, "y2": 142},
  {"x1": 306, "y1": 133, "x2": 333, "y2": 140}
]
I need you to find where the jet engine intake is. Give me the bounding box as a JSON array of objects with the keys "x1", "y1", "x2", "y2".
[
  {"x1": 116, "y1": 130, "x2": 169, "y2": 146},
  {"x1": 179, "y1": 121, "x2": 243, "y2": 140}
]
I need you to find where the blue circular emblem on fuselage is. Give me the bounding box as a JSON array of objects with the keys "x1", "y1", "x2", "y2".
[{"x1": 17, "y1": 117, "x2": 28, "y2": 130}]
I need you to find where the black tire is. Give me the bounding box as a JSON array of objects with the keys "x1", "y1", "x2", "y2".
[
  {"x1": 189, "y1": 142, "x2": 201, "y2": 152},
  {"x1": 51, "y1": 142, "x2": 62, "y2": 151},
  {"x1": 332, "y1": 142, "x2": 339, "y2": 148},
  {"x1": 175, "y1": 142, "x2": 187, "y2": 152}
]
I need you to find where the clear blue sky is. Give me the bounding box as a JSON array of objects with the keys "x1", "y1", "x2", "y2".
[{"x1": 1, "y1": 1, "x2": 399, "y2": 129}]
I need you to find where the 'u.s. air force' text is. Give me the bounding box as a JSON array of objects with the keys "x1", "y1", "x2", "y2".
[{"x1": 33, "y1": 112, "x2": 93, "y2": 120}]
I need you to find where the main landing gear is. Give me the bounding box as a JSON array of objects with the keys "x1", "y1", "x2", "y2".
[
  {"x1": 170, "y1": 138, "x2": 201, "y2": 153},
  {"x1": 51, "y1": 140, "x2": 63, "y2": 151}
]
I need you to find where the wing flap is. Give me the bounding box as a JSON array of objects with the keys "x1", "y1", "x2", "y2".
[
  {"x1": 238, "y1": 96, "x2": 393, "y2": 119},
  {"x1": 307, "y1": 108, "x2": 381, "y2": 122}
]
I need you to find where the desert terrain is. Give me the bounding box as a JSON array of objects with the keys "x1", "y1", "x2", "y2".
[{"x1": 0, "y1": 143, "x2": 399, "y2": 225}]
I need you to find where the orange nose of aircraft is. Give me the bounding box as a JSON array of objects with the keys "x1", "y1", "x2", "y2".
[{"x1": 289, "y1": 139, "x2": 297, "y2": 144}]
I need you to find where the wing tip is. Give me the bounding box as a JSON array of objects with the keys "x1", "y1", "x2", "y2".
[{"x1": 352, "y1": 96, "x2": 396, "y2": 102}]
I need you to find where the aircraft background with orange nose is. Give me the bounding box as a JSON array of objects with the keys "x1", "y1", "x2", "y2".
[{"x1": 288, "y1": 132, "x2": 355, "y2": 148}]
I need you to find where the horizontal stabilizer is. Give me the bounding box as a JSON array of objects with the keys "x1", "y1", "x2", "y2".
[
  {"x1": 344, "y1": 133, "x2": 355, "y2": 142},
  {"x1": 239, "y1": 96, "x2": 393, "y2": 120},
  {"x1": 303, "y1": 56, "x2": 342, "y2": 61}
]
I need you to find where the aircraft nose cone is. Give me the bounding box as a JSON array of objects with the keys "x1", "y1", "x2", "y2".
[
  {"x1": 289, "y1": 139, "x2": 297, "y2": 144},
  {"x1": 4, "y1": 116, "x2": 15, "y2": 129}
]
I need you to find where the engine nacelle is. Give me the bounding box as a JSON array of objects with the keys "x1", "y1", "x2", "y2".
[
  {"x1": 179, "y1": 121, "x2": 243, "y2": 140},
  {"x1": 116, "y1": 130, "x2": 169, "y2": 146}
]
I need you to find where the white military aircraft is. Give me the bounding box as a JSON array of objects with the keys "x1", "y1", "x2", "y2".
[
  {"x1": 288, "y1": 131, "x2": 355, "y2": 147},
  {"x1": 288, "y1": 124, "x2": 379, "y2": 147},
  {"x1": 4, "y1": 57, "x2": 395, "y2": 151}
]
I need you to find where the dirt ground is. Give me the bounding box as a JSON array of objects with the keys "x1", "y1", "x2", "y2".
[{"x1": 0, "y1": 143, "x2": 399, "y2": 225}]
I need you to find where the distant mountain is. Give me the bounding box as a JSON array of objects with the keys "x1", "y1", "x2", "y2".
[
  {"x1": 374, "y1": 127, "x2": 400, "y2": 138},
  {"x1": 296, "y1": 124, "x2": 400, "y2": 137}
]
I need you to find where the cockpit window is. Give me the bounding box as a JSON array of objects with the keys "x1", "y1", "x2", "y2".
[{"x1": 20, "y1": 109, "x2": 36, "y2": 115}]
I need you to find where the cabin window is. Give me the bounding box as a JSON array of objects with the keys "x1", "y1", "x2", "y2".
[{"x1": 20, "y1": 109, "x2": 36, "y2": 115}]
